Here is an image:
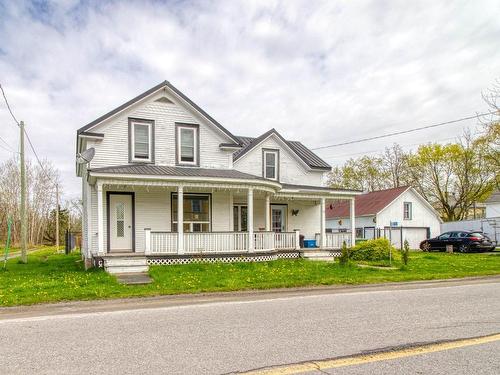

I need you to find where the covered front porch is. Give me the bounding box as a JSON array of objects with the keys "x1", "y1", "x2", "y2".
[{"x1": 88, "y1": 174, "x2": 357, "y2": 262}]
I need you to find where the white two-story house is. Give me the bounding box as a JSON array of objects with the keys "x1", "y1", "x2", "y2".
[{"x1": 76, "y1": 81, "x2": 359, "y2": 272}]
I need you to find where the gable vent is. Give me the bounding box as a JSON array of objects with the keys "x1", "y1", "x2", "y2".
[{"x1": 154, "y1": 96, "x2": 174, "y2": 104}]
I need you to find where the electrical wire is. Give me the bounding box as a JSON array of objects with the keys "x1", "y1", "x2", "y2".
[
  {"x1": 0, "y1": 83, "x2": 20, "y2": 126},
  {"x1": 0, "y1": 134, "x2": 17, "y2": 153},
  {"x1": 311, "y1": 112, "x2": 495, "y2": 150},
  {"x1": 23, "y1": 127, "x2": 57, "y2": 187}
]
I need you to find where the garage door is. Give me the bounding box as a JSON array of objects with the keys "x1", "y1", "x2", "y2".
[
  {"x1": 402, "y1": 228, "x2": 429, "y2": 249},
  {"x1": 380, "y1": 227, "x2": 429, "y2": 249}
]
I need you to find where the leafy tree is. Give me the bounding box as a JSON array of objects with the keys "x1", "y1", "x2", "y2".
[
  {"x1": 406, "y1": 135, "x2": 494, "y2": 221},
  {"x1": 328, "y1": 155, "x2": 389, "y2": 192},
  {"x1": 338, "y1": 241, "x2": 350, "y2": 265}
]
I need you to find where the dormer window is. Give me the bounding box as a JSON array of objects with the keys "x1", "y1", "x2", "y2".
[
  {"x1": 129, "y1": 118, "x2": 154, "y2": 163},
  {"x1": 263, "y1": 149, "x2": 279, "y2": 180},
  {"x1": 176, "y1": 123, "x2": 199, "y2": 166}
]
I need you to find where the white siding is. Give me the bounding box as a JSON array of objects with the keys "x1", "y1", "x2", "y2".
[
  {"x1": 246, "y1": 198, "x2": 321, "y2": 240},
  {"x1": 88, "y1": 91, "x2": 233, "y2": 170},
  {"x1": 88, "y1": 188, "x2": 323, "y2": 255},
  {"x1": 81, "y1": 177, "x2": 88, "y2": 257},
  {"x1": 327, "y1": 215, "x2": 375, "y2": 232},
  {"x1": 326, "y1": 189, "x2": 441, "y2": 248},
  {"x1": 378, "y1": 189, "x2": 441, "y2": 237},
  {"x1": 233, "y1": 135, "x2": 325, "y2": 186},
  {"x1": 134, "y1": 188, "x2": 173, "y2": 252},
  {"x1": 486, "y1": 202, "x2": 500, "y2": 218},
  {"x1": 287, "y1": 201, "x2": 321, "y2": 239},
  {"x1": 212, "y1": 191, "x2": 231, "y2": 231},
  {"x1": 90, "y1": 185, "x2": 98, "y2": 255}
]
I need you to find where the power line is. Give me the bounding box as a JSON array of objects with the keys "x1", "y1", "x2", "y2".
[
  {"x1": 0, "y1": 83, "x2": 20, "y2": 126},
  {"x1": 0, "y1": 142, "x2": 15, "y2": 153},
  {"x1": 0, "y1": 134, "x2": 16, "y2": 153},
  {"x1": 311, "y1": 112, "x2": 495, "y2": 150},
  {"x1": 323, "y1": 135, "x2": 464, "y2": 160},
  {"x1": 0, "y1": 82, "x2": 57, "y2": 187},
  {"x1": 23, "y1": 127, "x2": 56, "y2": 186}
]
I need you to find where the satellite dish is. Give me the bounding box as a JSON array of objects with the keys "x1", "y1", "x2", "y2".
[{"x1": 76, "y1": 147, "x2": 95, "y2": 164}]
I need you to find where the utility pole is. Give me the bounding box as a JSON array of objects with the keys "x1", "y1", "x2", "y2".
[
  {"x1": 55, "y1": 183, "x2": 59, "y2": 251},
  {"x1": 20, "y1": 121, "x2": 27, "y2": 263}
]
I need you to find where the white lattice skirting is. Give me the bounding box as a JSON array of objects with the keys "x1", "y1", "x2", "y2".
[{"x1": 147, "y1": 251, "x2": 301, "y2": 266}]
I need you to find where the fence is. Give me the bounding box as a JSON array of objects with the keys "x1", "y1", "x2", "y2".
[{"x1": 441, "y1": 217, "x2": 499, "y2": 243}]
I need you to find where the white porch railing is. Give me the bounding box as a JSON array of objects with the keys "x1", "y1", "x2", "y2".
[
  {"x1": 145, "y1": 230, "x2": 302, "y2": 254},
  {"x1": 254, "y1": 232, "x2": 275, "y2": 251},
  {"x1": 315, "y1": 232, "x2": 352, "y2": 249},
  {"x1": 150, "y1": 231, "x2": 178, "y2": 254},
  {"x1": 184, "y1": 232, "x2": 249, "y2": 253},
  {"x1": 274, "y1": 232, "x2": 298, "y2": 250}
]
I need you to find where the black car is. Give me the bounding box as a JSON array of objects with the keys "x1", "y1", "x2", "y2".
[{"x1": 420, "y1": 231, "x2": 496, "y2": 253}]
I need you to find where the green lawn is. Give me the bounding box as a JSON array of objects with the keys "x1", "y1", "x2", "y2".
[{"x1": 0, "y1": 247, "x2": 499, "y2": 307}]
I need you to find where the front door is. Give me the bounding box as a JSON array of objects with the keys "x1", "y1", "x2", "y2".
[
  {"x1": 109, "y1": 194, "x2": 133, "y2": 252},
  {"x1": 271, "y1": 205, "x2": 287, "y2": 232}
]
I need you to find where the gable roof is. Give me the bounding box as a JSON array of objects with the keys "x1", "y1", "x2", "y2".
[
  {"x1": 76, "y1": 82, "x2": 330, "y2": 172},
  {"x1": 326, "y1": 186, "x2": 410, "y2": 218},
  {"x1": 233, "y1": 129, "x2": 331, "y2": 170},
  {"x1": 77, "y1": 80, "x2": 240, "y2": 144},
  {"x1": 486, "y1": 190, "x2": 500, "y2": 204}
]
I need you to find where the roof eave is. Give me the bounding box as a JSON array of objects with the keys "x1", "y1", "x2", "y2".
[{"x1": 77, "y1": 80, "x2": 240, "y2": 144}]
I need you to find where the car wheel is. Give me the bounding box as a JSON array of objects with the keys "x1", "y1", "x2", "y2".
[
  {"x1": 458, "y1": 244, "x2": 469, "y2": 253},
  {"x1": 422, "y1": 242, "x2": 431, "y2": 252}
]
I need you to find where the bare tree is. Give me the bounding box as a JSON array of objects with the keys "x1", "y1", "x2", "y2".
[
  {"x1": 382, "y1": 143, "x2": 409, "y2": 188},
  {"x1": 0, "y1": 156, "x2": 59, "y2": 246}
]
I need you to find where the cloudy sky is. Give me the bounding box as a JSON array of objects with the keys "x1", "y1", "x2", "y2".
[{"x1": 0, "y1": 0, "x2": 499, "y2": 199}]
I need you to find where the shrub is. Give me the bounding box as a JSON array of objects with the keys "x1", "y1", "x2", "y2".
[
  {"x1": 349, "y1": 238, "x2": 398, "y2": 261},
  {"x1": 338, "y1": 241, "x2": 350, "y2": 265},
  {"x1": 401, "y1": 240, "x2": 410, "y2": 265}
]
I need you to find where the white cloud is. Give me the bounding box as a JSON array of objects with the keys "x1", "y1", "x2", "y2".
[{"x1": 0, "y1": 0, "x2": 499, "y2": 198}]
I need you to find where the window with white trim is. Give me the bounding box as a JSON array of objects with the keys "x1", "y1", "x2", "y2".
[
  {"x1": 263, "y1": 150, "x2": 278, "y2": 180},
  {"x1": 172, "y1": 194, "x2": 210, "y2": 232},
  {"x1": 130, "y1": 120, "x2": 153, "y2": 162},
  {"x1": 403, "y1": 202, "x2": 412, "y2": 220},
  {"x1": 177, "y1": 124, "x2": 198, "y2": 165}
]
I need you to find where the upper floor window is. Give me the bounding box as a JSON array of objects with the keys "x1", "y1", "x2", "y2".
[
  {"x1": 176, "y1": 123, "x2": 199, "y2": 166},
  {"x1": 403, "y1": 202, "x2": 412, "y2": 220},
  {"x1": 263, "y1": 149, "x2": 279, "y2": 180},
  {"x1": 129, "y1": 118, "x2": 154, "y2": 163}
]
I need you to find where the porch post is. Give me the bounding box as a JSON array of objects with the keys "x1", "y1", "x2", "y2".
[
  {"x1": 144, "y1": 228, "x2": 151, "y2": 255},
  {"x1": 97, "y1": 182, "x2": 104, "y2": 255},
  {"x1": 265, "y1": 193, "x2": 271, "y2": 231},
  {"x1": 320, "y1": 197, "x2": 326, "y2": 249},
  {"x1": 86, "y1": 181, "x2": 93, "y2": 257},
  {"x1": 248, "y1": 188, "x2": 254, "y2": 251},
  {"x1": 177, "y1": 185, "x2": 184, "y2": 254},
  {"x1": 350, "y1": 197, "x2": 356, "y2": 247},
  {"x1": 229, "y1": 191, "x2": 234, "y2": 231}
]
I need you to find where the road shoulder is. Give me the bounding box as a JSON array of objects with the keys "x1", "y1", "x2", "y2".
[{"x1": 1, "y1": 275, "x2": 499, "y2": 321}]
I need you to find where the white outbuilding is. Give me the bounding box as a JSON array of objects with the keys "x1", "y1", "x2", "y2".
[{"x1": 326, "y1": 186, "x2": 442, "y2": 249}]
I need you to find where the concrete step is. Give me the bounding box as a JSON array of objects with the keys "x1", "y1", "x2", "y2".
[
  {"x1": 106, "y1": 265, "x2": 149, "y2": 274},
  {"x1": 115, "y1": 272, "x2": 152, "y2": 285},
  {"x1": 103, "y1": 257, "x2": 148, "y2": 267},
  {"x1": 301, "y1": 250, "x2": 335, "y2": 262},
  {"x1": 302, "y1": 251, "x2": 333, "y2": 258},
  {"x1": 307, "y1": 257, "x2": 335, "y2": 262},
  {"x1": 103, "y1": 256, "x2": 149, "y2": 274}
]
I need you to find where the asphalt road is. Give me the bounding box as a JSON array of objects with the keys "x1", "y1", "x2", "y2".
[{"x1": 0, "y1": 279, "x2": 499, "y2": 374}]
